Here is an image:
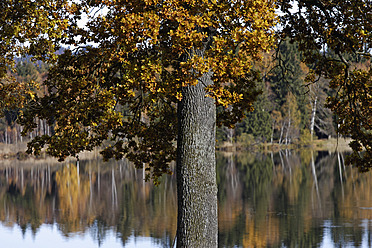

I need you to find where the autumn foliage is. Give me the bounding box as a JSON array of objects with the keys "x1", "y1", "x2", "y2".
[
  {"x1": 1, "y1": 0, "x2": 277, "y2": 181},
  {"x1": 0, "y1": 0, "x2": 371, "y2": 173}
]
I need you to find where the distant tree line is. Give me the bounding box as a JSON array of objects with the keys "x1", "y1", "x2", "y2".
[
  {"x1": 0, "y1": 42, "x2": 366, "y2": 146},
  {"x1": 217, "y1": 40, "x2": 347, "y2": 146},
  {"x1": 0, "y1": 59, "x2": 51, "y2": 144}
]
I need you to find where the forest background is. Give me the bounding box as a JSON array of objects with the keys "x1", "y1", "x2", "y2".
[{"x1": 0, "y1": 40, "x2": 357, "y2": 149}]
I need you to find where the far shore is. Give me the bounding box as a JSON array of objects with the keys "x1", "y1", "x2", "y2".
[
  {"x1": 0, "y1": 142, "x2": 102, "y2": 162},
  {"x1": 0, "y1": 138, "x2": 353, "y2": 162},
  {"x1": 217, "y1": 137, "x2": 353, "y2": 153}
]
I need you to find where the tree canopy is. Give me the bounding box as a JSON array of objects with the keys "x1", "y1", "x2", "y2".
[
  {"x1": 0, "y1": 0, "x2": 371, "y2": 172},
  {"x1": 1, "y1": 0, "x2": 276, "y2": 181}
]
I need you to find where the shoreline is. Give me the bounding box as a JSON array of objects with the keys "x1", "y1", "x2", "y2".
[
  {"x1": 0, "y1": 142, "x2": 102, "y2": 162},
  {"x1": 217, "y1": 137, "x2": 353, "y2": 153},
  {"x1": 0, "y1": 138, "x2": 353, "y2": 162}
]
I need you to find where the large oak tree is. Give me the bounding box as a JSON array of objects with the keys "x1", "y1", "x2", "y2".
[{"x1": 1, "y1": 0, "x2": 371, "y2": 247}]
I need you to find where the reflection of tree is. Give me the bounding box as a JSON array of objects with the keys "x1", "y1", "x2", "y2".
[
  {"x1": 218, "y1": 152, "x2": 278, "y2": 247},
  {"x1": 0, "y1": 159, "x2": 177, "y2": 246},
  {"x1": 217, "y1": 151, "x2": 342, "y2": 248},
  {"x1": 89, "y1": 218, "x2": 108, "y2": 247},
  {"x1": 1, "y1": 152, "x2": 372, "y2": 247},
  {"x1": 55, "y1": 164, "x2": 92, "y2": 235},
  {"x1": 238, "y1": 153, "x2": 273, "y2": 218},
  {"x1": 242, "y1": 212, "x2": 280, "y2": 248},
  {"x1": 330, "y1": 153, "x2": 372, "y2": 247},
  {"x1": 217, "y1": 153, "x2": 245, "y2": 246},
  {"x1": 116, "y1": 170, "x2": 177, "y2": 246},
  {"x1": 0, "y1": 163, "x2": 57, "y2": 235}
]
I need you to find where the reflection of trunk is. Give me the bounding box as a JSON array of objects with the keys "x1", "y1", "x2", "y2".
[
  {"x1": 77, "y1": 160, "x2": 80, "y2": 186},
  {"x1": 111, "y1": 167, "x2": 118, "y2": 208},
  {"x1": 142, "y1": 164, "x2": 146, "y2": 197},
  {"x1": 337, "y1": 152, "x2": 345, "y2": 199},
  {"x1": 340, "y1": 153, "x2": 345, "y2": 171},
  {"x1": 310, "y1": 96, "x2": 317, "y2": 141},
  {"x1": 284, "y1": 149, "x2": 292, "y2": 177},
  {"x1": 21, "y1": 167, "x2": 24, "y2": 192},
  {"x1": 176, "y1": 70, "x2": 218, "y2": 247},
  {"x1": 310, "y1": 150, "x2": 321, "y2": 210},
  {"x1": 41, "y1": 166, "x2": 44, "y2": 195},
  {"x1": 89, "y1": 163, "x2": 93, "y2": 209},
  {"x1": 228, "y1": 154, "x2": 238, "y2": 195},
  {"x1": 311, "y1": 151, "x2": 320, "y2": 200},
  {"x1": 279, "y1": 150, "x2": 285, "y2": 169},
  {"x1": 337, "y1": 152, "x2": 343, "y2": 184},
  {"x1": 47, "y1": 165, "x2": 50, "y2": 191},
  {"x1": 98, "y1": 165, "x2": 101, "y2": 194}
]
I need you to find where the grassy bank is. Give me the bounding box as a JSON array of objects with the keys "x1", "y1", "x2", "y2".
[
  {"x1": 217, "y1": 137, "x2": 353, "y2": 153},
  {"x1": 0, "y1": 142, "x2": 102, "y2": 161},
  {"x1": 0, "y1": 143, "x2": 29, "y2": 159}
]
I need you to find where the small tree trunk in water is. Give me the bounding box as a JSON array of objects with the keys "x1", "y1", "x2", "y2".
[{"x1": 176, "y1": 70, "x2": 218, "y2": 247}]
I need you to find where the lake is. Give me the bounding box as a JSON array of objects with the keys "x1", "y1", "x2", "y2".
[{"x1": 0, "y1": 150, "x2": 371, "y2": 247}]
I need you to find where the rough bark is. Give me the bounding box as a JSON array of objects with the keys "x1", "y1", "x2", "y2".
[{"x1": 176, "y1": 69, "x2": 218, "y2": 247}]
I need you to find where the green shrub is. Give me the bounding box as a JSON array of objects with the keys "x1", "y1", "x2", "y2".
[{"x1": 237, "y1": 133, "x2": 255, "y2": 146}]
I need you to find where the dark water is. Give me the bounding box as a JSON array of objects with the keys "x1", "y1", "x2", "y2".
[{"x1": 0, "y1": 150, "x2": 371, "y2": 247}]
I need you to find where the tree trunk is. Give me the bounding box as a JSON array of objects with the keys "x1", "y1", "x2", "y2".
[
  {"x1": 5, "y1": 126, "x2": 8, "y2": 144},
  {"x1": 310, "y1": 96, "x2": 317, "y2": 141},
  {"x1": 271, "y1": 120, "x2": 275, "y2": 144},
  {"x1": 279, "y1": 122, "x2": 285, "y2": 144},
  {"x1": 176, "y1": 70, "x2": 218, "y2": 247},
  {"x1": 20, "y1": 125, "x2": 23, "y2": 143},
  {"x1": 15, "y1": 126, "x2": 18, "y2": 144},
  {"x1": 285, "y1": 110, "x2": 291, "y2": 145},
  {"x1": 225, "y1": 126, "x2": 234, "y2": 145}
]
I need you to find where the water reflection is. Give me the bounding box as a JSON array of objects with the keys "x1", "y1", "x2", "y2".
[
  {"x1": 0, "y1": 150, "x2": 371, "y2": 247},
  {"x1": 217, "y1": 150, "x2": 372, "y2": 248},
  {"x1": 0, "y1": 159, "x2": 177, "y2": 247}
]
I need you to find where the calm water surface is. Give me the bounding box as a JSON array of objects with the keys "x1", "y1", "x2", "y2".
[{"x1": 0, "y1": 150, "x2": 371, "y2": 247}]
